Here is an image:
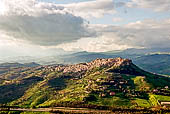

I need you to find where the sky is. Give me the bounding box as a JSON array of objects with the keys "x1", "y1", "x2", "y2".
[{"x1": 0, "y1": 0, "x2": 170, "y2": 57}]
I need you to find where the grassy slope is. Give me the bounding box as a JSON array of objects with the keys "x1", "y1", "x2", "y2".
[
  {"x1": 132, "y1": 76, "x2": 151, "y2": 91},
  {"x1": 0, "y1": 62, "x2": 170, "y2": 108}
]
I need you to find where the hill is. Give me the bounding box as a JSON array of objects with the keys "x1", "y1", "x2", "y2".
[
  {"x1": 0, "y1": 58, "x2": 169, "y2": 109},
  {"x1": 0, "y1": 62, "x2": 40, "y2": 75},
  {"x1": 134, "y1": 54, "x2": 170, "y2": 75},
  {"x1": 1, "y1": 48, "x2": 170, "y2": 76},
  {"x1": 60, "y1": 52, "x2": 170, "y2": 76}
]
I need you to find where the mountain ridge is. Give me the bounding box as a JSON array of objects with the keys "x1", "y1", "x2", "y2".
[
  {"x1": 1, "y1": 48, "x2": 170, "y2": 75},
  {"x1": 0, "y1": 57, "x2": 169, "y2": 109}
]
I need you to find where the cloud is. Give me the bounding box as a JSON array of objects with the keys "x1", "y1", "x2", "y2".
[
  {"x1": 112, "y1": 17, "x2": 123, "y2": 22},
  {"x1": 0, "y1": 0, "x2": 117, "y2": 47},
  {"x1": 0, "y1": 34, "x2": 67, "y2": 58},
  {"x1": 127, "y1": 0, "x2": 170, "y2": 12},
  {"x1": 64, "y1": 0, "x2": 116, "y2": 19},
  {"x1": 0, "y1": 0, "x2": 94, "y2": 46},
  {"x1": 57, "y1": 19, "x2": 170, "y2": 52},
  {"x1": 56, "y1": 35, "x2": 131, "y2": 52},
  {"x1": 0, "y1": 0, "x2": 170, "y2": 54}
]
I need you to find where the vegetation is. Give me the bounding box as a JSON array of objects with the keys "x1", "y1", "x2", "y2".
[
  {"x1": 0, "y1": 58, "x2": 170, "y2": 110},
  {"x1": 133, "y1": 98, "x2": 151, "y2": 108},
  {"x1": 132, "y1": 76, "x2": 151, "y2": 91},
  {"x1": 134, "y1": 54, "x2": 170, "y2": 75}
]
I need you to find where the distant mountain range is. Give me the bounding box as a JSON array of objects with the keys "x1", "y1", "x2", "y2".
[
  {"x1": 134, "y1": 54, "x2": 170, "y2": 75},
  {"x1": 0, "y1": 58, "x2": 169, "y2": 108},
  {"x1": 0, "y1": 48, "x2": 170, "y2": 75}
]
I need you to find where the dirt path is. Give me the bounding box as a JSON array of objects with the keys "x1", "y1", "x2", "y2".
[
  {"x1": 1, "y1": 107, "x2": 170, "y2": 114},
  {"x1": 7, "y1": 107, "x2": 112, "y2": 114}
]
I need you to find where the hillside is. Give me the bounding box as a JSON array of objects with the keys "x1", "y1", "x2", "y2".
[
  {"x1": 0, "y1": 62, "x2": 40, "y2": 75},
  {"x1": 0, "y1": 58, "x2": 169, "y2": 109},
  {"x1": 1, "y1": 48, "x2": 170, "y2": 76},
  {"x1": 61, "y1": 52, "x2": 170, "y2": 76},
  {"x1": 134, "y1": 54, "x2": 170, "y2": 75}
]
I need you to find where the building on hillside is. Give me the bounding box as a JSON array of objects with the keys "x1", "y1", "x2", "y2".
[
  {"x1": 110, "y1": 92, "x2": 116, "y2": 96},
  {"x1": 165, "y1": 86, "x2": 169, "y2": 89},
  {"x1": 159, "y1": 101, "x2": 170, "y2": 107}
]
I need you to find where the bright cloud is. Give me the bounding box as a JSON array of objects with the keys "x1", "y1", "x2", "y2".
[
  {"x1": 57, "y1": 19, "x2": 170, "y2": 52},
  {"x1": 0, "y1": 34, "x2": 66, "y2": 58}
]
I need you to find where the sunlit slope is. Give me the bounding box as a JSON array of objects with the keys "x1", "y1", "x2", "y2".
[{"x1": 0, "y1": 58, "x2": 169, "y2": 108}]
